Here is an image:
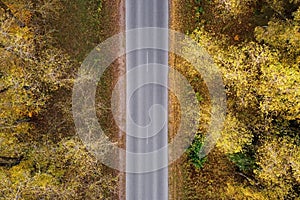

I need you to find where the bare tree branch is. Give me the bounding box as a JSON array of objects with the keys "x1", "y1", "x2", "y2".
[
  {"x1": 0, "y1": 0, "x2": 25, "y2": 27},
  {"x1": 0, "y1": 156, "x2": 23, "y2": 167},
  {"x1": 0, "y1": 86, "x2": 10, "y2": 94}
]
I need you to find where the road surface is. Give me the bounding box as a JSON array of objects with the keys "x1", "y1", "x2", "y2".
[{"x1": 126, "y1": 0, "x2": 169, "y2": 200}]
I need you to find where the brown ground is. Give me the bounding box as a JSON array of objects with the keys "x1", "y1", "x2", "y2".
[{"x1": 97, "y1": 1, "x2": 126, "y2": 199}]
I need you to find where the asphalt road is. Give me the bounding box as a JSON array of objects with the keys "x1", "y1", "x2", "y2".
[{"x1": 126, "y1": 0, "x2": 169, "y2": 199}]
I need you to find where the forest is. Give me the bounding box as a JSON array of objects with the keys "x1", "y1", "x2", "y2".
[{"x1": 0, "y1": 0, "x2": 299, "y2": 199}]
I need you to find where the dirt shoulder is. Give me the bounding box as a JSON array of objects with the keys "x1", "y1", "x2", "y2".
[
  {"x1": 169, "y1": 1, "x2": 197, "y2": 199},
  {"x1": 100, "y1": 1, "x2": 126, "y2": 199}
]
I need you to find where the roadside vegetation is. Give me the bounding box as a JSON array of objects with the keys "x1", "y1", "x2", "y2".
[
  {"x1": 171, "y1": 0, "x2": 300, "y2": 199},
  {"x1": 0, "y1": 0, "x2": 118, "y2": 199}
]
